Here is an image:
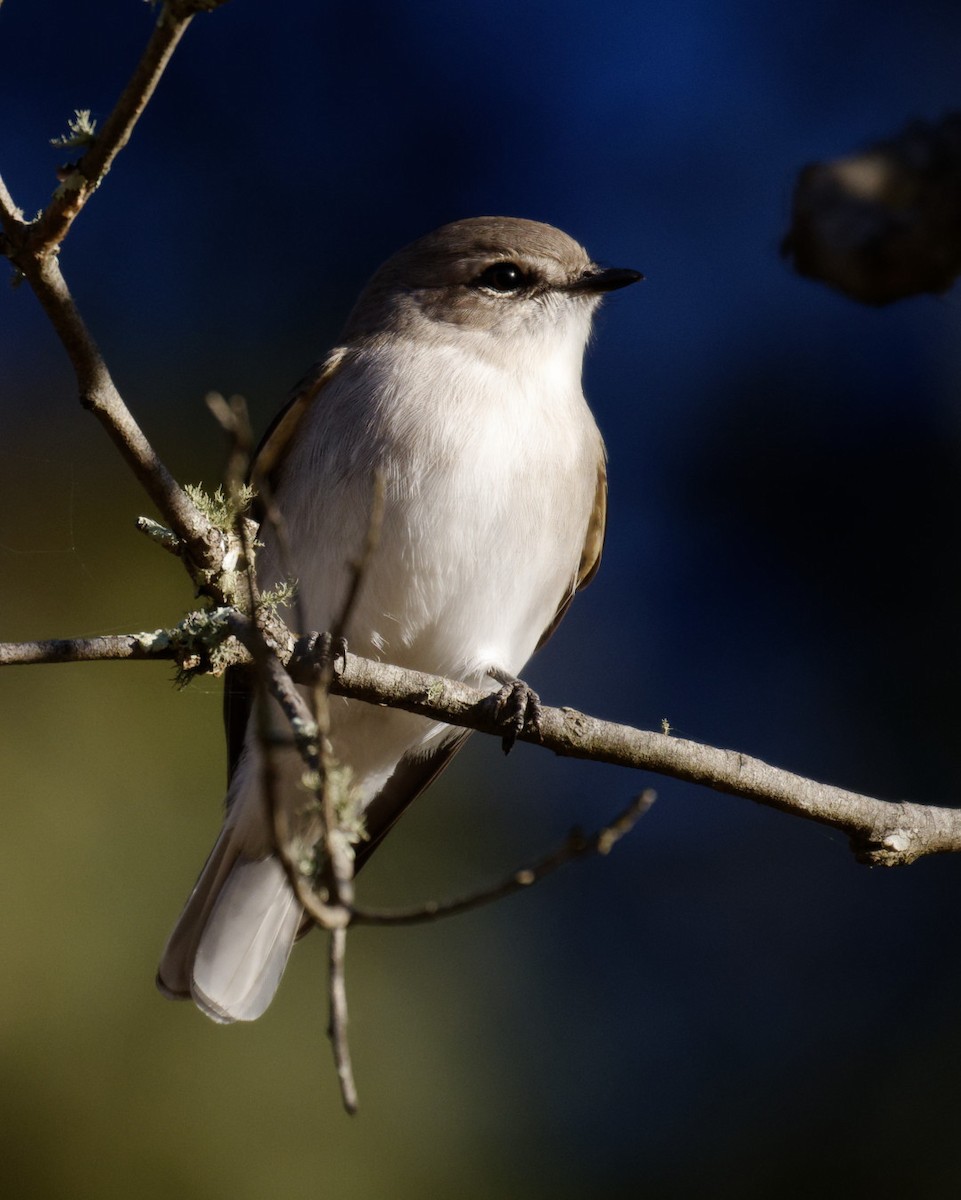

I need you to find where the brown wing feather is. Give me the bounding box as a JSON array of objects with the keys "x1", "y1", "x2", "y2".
[
  {"x1": 253, "y1": 347, "x2": 350, "y2": 497},
  {"x1": 222, "y1": 666, "x2": 254, "y2": 787},
  {"x1": 354, "y1": 731, "x2": 474, "y2": 870},
  {"x1": 535, "y1": 458, "x2": 608, "y2": 652}
]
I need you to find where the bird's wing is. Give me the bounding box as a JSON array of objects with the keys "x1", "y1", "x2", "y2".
[
  {"x1": 223, "y1": 349, "x2": 350, "y2": 785},
  {"x1": 253, "y1": 346, "x2": 351, "y2": 496},
  {"x1": 534, "y1": 457, "x2": 608, "y2": 652},
  {"x1": 353, "y1": 730, "x2": 474, "y2": 870}
]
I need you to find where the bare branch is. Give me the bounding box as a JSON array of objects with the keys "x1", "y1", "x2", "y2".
[
  {"x1": 0, "y1": 2, "x2": 236, "y2": 587},
  {"x1": 23, "y1": 254, "x2": 224, "y2": 577},
  {"x1": 0, "y1": 173, "x2": 24, "y2": 231},
  {"x1": 0, "y1": 633, "x2": 169, "y2": 666},
  {"x1": 231, "y1": 435, "x2": 379, "y2": 1113},
  {"x1": 227, "y1": 605, "x2": 361, "y2": 1113},
  {"x1": 313, "y1": 471, "x2": 387, "y2": 910},
  {"x1": 13, "y1": 1, "x2": 233, "y2": 254},
  {"x1": 318, "y1": 651, "x2": 961, "y2": 867},
  {"x1": 352, "y1": 790, "x2": 655, "y2": 926},
  {"x1": 327, "y1": 928, "x2": 358, "y2": 1115},
  {"x1": 3, "y1": 625, "x2": 959, "y2": 867}
]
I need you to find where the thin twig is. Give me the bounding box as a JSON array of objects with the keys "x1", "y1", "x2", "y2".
[
  {"x1": 327, "y1": 927, "x2": 358, "y2": 1115},
  {"x1": 0, "y1": 172, "x2": 24, "y2": 234},
  {"x1": 205, "y1": 404, "x2": 326, "y2": 926},
  {"x1": 212, "y1": 391, "x2": 363, "y2": 1113},
  {"x1": 315, "y1": 469, "x2": 387, "y2": 910},
  {"x1": 257, "y1": 468, "x2": 386, "y2": 1114},
  {"x1": 0, "y1": 634, "x2": 166, "y2": 666},
  {"x1": 225, "y1": 614, "x2": 347, "y2": 927},
  {"x1": 351, "y1": 790, "x2": 655, "y2": 926},
  {"x1": 238, "y1": 620, "x2": 357, "y2": 1118},
  {"x1": 0, "y1": 3, "x2": 232, "y2": 585},
  {"x1": 205, "y1": 393, "x2": 254, "y2": 500},
  {"x1": 30, "y1": 255, "x2": 223, "y2": 576},
  {"x1": 238, "y1": 458, "x2": 387, "y2": 1113},
  {"x1": 22, "y1": 1, "x2": 232, "y2": 254}
]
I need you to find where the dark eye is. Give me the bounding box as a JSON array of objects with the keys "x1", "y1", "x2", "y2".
[{"x1": 472, "y1": 262, "x2": 530, "y2": 292}]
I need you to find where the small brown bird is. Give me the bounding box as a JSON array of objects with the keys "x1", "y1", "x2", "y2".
[{"x1": 157, "y1": 217, "x2": 640, "y2": 1022}]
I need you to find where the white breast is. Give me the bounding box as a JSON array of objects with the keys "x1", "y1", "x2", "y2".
[
  {"x1": 252, "y1": 321, "x2": 602, "y2": 795},
  {"x1": 281, "y1": 327, "x2": 599, "y2": 664}
]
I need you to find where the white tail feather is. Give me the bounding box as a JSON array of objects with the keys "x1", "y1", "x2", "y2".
[{"x1": 190, "y1": 856, "x2": 302, "y2": 1023}]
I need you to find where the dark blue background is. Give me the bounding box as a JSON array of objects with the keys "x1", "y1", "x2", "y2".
[{"x1": 2, "y1": 2, "x2": 960, "y2": 1196}]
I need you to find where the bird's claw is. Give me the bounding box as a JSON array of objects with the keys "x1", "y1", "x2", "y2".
[
  {"x1": 305, "y1": 631, "x2": 348, "y2": 677},
  {"x1": 490, "y1": 675, "x2": 543, "y2": 754}
]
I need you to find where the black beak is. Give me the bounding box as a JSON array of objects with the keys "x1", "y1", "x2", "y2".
[{"x1": 567, "y1": 266, "x2": 644, "y2": 294}]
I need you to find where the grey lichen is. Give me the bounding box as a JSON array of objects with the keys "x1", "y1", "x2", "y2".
[
  {"x1": 184, "y1": 482, "x2": 255, "y2": 530},
  {"x1": 50, "y1": 109, "x2": 97, "y2": 150},
  {"x1": 293, "y1": 763, "x2": 367, "y2": 884},
  {"x1": 168, "y1": 606, "x2": 241, "y2": 686},
  {"x1": 183, "y1": 482, "x2": 259, "y2": 605}
]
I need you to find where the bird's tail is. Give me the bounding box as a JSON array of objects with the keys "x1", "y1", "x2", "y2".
[{"x1": 156, "y1": 829, "x2": 302, "y2": 1024}]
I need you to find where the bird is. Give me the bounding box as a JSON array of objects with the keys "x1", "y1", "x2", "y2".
[{"x1": 157, "y1": 216, "x2": 641, "y2": 1023}]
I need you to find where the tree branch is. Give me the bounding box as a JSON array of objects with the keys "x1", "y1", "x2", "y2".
[
  {"x1": 0, "y1": 634, "x2": 168, "y2": 666},
  {"x1": 2, "y1": 626, "x2": 957, "y2": 868},
  {"x1": 8, "y1": 1, "x2": 232, "y2": 255},
  {"x1": 351, "y1": 790, "x2": 656, "y2": 926},
  {"x1": 0, "y1": 2, "x2": 235, "y2": 588},
  {"x1": 327, "y1": 927, "x2": 358, "y2": 1115},
  {"x1": 27, "y1": 255, "x2": 224, "y2": 577}
]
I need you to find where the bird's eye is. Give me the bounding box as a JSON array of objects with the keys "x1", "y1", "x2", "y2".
[{"x1": 471, "y1": 262, "x2": 530, "y2": 292}]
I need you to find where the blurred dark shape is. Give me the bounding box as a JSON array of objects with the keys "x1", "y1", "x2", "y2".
[{"x1": 783, "y1": 113, "x2": 961, "y2": 305}]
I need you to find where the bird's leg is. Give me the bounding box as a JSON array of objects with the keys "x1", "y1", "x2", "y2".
[{"x1": 488, "y1": 667, "x2": 544, "y2": 754}]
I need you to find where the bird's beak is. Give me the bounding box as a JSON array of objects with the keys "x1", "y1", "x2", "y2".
[{"x1": 566, "y1": 266, "x2": 644, "y2": 294}]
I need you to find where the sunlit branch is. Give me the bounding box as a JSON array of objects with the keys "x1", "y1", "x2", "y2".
[{"x1": 2, "y1": 626, "x2": 956, "y2": 868}]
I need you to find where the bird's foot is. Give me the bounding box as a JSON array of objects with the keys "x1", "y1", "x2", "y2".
[
  {"x1": 488, "y1": 669, "x2": 543, "y2": 754},
  {"x1": 299, "y1": 631, "x2": 348, "y2": 679}
]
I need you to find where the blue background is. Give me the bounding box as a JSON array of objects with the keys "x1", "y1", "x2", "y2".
[{"x1": 2, "y1": 1, "x2": 961, "y2": 1196}]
